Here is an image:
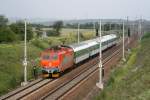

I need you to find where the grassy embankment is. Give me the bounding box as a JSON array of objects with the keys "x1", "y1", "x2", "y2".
[
  {"x1": 96, "y1": 33, "x2": 150, "y2": 100},
  {"x1": 0, "y1": 29, "x2": 95, "y2": 96},
  {"x1": 0, "y1": 43, "x2": 41, "y2": 95}
]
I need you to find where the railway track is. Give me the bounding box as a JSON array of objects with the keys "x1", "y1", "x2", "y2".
[
  {"x1": 22, "y1": 43, "x2": 122, "y2": 100},
  {"x1": 20, "y1": 56, "x2": 100, "y2": 100},
  {"x1": 58, "y1": 35, "x2": 138, "y2": 100},
  {"x1": 42, "y1": 37, "x2": 133, "y2": 100},
  {"x1": 0, "y1": 45, "x2": 117, "y2": 100},
  {"x1": 0, "y1": 37, "x2": 130, "y2": 100},
  {"x1": 0, "y1": 78, "x2": 54, "y2": 100},
  {"x1": 42, "y1": 46, "x2": 121, "y2": 100},
  {"x1": 0, "y1": 78, "x2": 42, "y2": 100}
]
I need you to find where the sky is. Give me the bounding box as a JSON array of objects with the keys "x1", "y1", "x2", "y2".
[{"x1": 0, "y1": 0, "x2": 149, "y2": 20}]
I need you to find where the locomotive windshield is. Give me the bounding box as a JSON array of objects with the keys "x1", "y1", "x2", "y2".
[
  {"x1": 42, "y1": 54, "x2": 58, "y2": 60},
  {"x1": 52, "y1": 54, "x2": 58, "y2": 60},
  {"x1": 42, "y1": 55, "x2": 50, "y2": 60}
]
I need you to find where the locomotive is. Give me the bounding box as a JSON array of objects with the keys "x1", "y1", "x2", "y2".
[{"x1": 40, "y1": 34, "x2": 118, "y2": 78}]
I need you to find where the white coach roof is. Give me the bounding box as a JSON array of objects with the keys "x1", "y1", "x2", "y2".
[
  {"x1": 69, "y1": 42, "x2": 90, "y2": 52},
  {"x1": 69, "y1": 34, "x2": 117, "y2": 52},
  {"x1": 95, "y1": 34, "x2": 117, "y2": 43}
]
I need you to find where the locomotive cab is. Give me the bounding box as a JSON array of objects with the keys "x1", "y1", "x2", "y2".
[
  {"x1": 40, "y1": 46, "x2": 74, "y2": 78},
  {"x1": 41, "y1": 51, "x2": 60, "y2": 78}
]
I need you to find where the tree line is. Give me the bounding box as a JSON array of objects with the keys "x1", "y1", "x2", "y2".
[
  {"x1": 64, "y1": 22, "x2": 123, "y2": 31},
  {"x1": 0, "y1": 15, "x2": 64, "y2": 43},
  {"x1": 0, "y1": 15, "x2": 125, "y2": 43},
  {"x1": 0, "y1": 15, "x2": 33, "y2": 43}
]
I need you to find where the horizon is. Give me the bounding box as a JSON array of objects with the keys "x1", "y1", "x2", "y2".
[{"x1": 7, "y1": 17, "x2": 149, "y2": 24}]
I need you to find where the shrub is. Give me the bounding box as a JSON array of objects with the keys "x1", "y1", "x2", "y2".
[
  {"x1": 50, "y1": 39, "x2": 62, "y2": 47},
  {"x1": 142, "y1": 32, "x2": 150, "y2": 40},
  {"x1": 81, "y1": 32, "x2": 95, "y2": 40},
  {"x1": 63, "y1": 32, "x2": 77, "y2": 44},
  {"x1": 31, "y1": 38, "x2": 49, "y2": 49},
  {"x1": 59, "y1": 37, "x2": 67, "y2": 44},
  {"x1": 47, "y1": 30, "x2": 59, "y2": 36},
  {"x1": 0, "y1": 27, "x2": 17, "y2": 43},
  {"x1": 10, "y1": 22, "x2": 34, "y2": 41}
]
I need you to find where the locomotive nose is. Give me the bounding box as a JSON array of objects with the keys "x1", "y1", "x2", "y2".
[
  {"x1": 41, "y1": 60, "x2": 59, "y2": 68},
  {"x1": 41, "y1": 60, "x2": 49, "y2": 67}
]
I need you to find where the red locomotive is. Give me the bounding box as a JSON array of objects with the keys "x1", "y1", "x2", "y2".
[{"x1": 40, "y1": 46, "x2": 74, "y2": 77}]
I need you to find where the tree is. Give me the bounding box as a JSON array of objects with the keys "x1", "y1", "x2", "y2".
[
  {"x1": 0, "y1": 15, "x2": 17, "y2": 43},
  {"x1": 0, "y1": 15, "x2": 8, "y2": 27},
  {"x1": 10, "y1": 21, "x2": 34, "y2": 41},
  {"x1": 103, "y1": 23, "x2": 110, "y2": 31},
  {"x1": 53, "y1": 21, "x2": 63, "y2": 35},
  {"x1": 0, "y1": 27, "x2": 17, "y2": 43},
  {"x1": 128, "y1": 28, "x2": 131, "y2": 37},
  {"x1": 95, "y1": 22, "x2": 99, "y2": 36}
]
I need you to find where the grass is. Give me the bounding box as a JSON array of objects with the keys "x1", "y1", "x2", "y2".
[
  {"x1": 42, "y1": 28, "x2": 95, "y2": 36},
  {"x1": 42, "y1": 27, "x2": 119, "y2": 38},
  {"x1": 95, "y1": 32, "x2": 150, "y2": 100},
  {"x1": 61, "y1": 28, "x2": 95, "y2": 35},
  {"x1": 0, "y1": 43, "x2": 42, "y2": 95}
]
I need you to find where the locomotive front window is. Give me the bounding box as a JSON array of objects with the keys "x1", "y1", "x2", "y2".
[
  {"x1": 52, "y1": 54, "x2": 58, "y2": 60},
  {"x1": 42, "y1": 55, "x2": 50, "y2": 60}
]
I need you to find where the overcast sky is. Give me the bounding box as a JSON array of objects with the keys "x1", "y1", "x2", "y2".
[{"x1": 0, "y1": 0, "x2": 149, "y2": 20}]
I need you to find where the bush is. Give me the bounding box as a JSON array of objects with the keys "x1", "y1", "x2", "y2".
[
  {"x1": 142, "y1": 32, "x2": 150, "y2": 40},
  {"x1": 59, "y1": 37, "x2": 67, "y2": 44},
  {"x1": 0, "y1": 43, "x2": 42, "y2": 95},
  {"x1": 31, "y1": 38, "x2": 49, "y2": 49},
  {"x1": 0, "y1": 27, "x2": 17, "y2": 43},
  {"x1": 62, "y1": 32, "x2": 77, "y2": 44},
  {"x1": 81, "y1": 32, "x2": 95, "y2": 40},
  {"x1": 51, "y1": 39, "x2": 62, "y2": 46},
  {"x1": 10, "y1": 22, "x2": 34, "y2": 41},
  {"x1": 47, "y1": 38, "x2": 62, "y2": 47},
  {"x1": 47, "y1": 30, "x2": 59, "y2": 36}
]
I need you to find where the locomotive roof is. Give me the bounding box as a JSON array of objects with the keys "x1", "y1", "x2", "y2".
[{"x1": 43, "y1": 46, "x2": 73, "y2": 54}]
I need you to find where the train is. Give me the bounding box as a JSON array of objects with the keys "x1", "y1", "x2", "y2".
[{"x1": 40, "y1": 34, "x2": 118, "y2": 78}]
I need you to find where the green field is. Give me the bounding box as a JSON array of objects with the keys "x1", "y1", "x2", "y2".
[
  {"x1": 43, "y1": 28, "x2": 97, "y2": 40},
  {"x1": 42, "y1": 28, "x2": 95, "y2": 35},
  {"x1": 43, "y1": 28, "x2": 121, "y2": 40},
  {"x1": 96, "y1": 33, "x2": 150, "y2": 100},
  {"x1": 61, "y1": 28, "x2": 95, "y2": 35},
  {"x1": 0, "y1": 43, "x2": 42, "y2": 95}
]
